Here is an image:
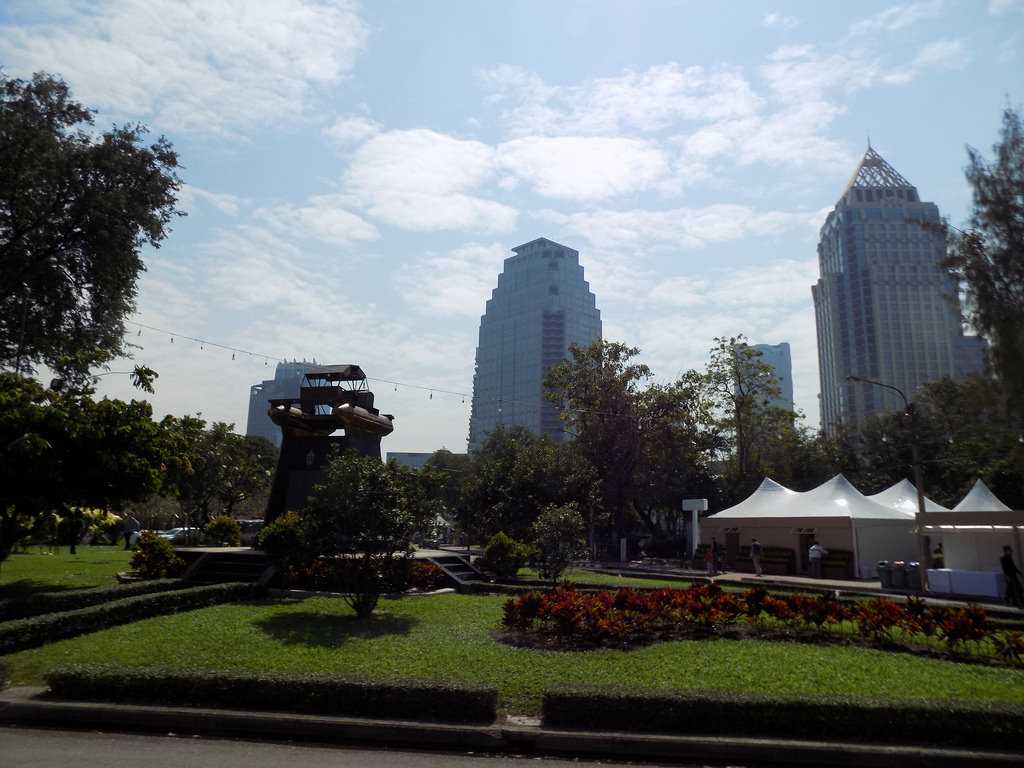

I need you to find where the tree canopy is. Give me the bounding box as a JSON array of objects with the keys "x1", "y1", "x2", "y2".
[{"x1": 0, "y1": 72, "x2": 181, "y2": 385}]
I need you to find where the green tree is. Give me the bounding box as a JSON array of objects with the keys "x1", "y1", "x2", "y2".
[
  {"x1": 459, "y1": 426, "x2": 598, "y2": 544},
  {"x1": 0, "y1": 73, "x2": 182, "y2": 385},
  {"x1": 530, "y1": 503, "x2": 587, "y2": 582},
  {"x1": 0, "y1": 373, "x2": 167, "y2": 560},
  {"x1": 944, "y1": 106, "x2": 1024, "y2": 413},
  {"x1": 301, "y1": 450, "x2": 434, "y2": 617},
  {"x1": 161, "y1": 418, "x2": 271, "y2": 533}
]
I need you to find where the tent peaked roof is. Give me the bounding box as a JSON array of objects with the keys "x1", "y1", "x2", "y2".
[
  {"x1": 952, "y1": 479, "x2": 1012, "y2": 512},
  {"x1": 868, "y1": 479, "x2": 950, "y2": 517},
  {"x1": 710, "y1": 474, "x2": 907, "y2": 521}
]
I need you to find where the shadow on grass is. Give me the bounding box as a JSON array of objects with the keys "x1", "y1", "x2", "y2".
[
  {"x1": 255, "y1": 611, "x2": 419, "y2": 648},
  {"x1": 0, "y1": 579, "x2": 87, "y2": 602}
]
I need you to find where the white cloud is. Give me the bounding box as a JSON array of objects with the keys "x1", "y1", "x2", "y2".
[
  {"x1": 342, "y1": 129, "x2": 517, "y2": 232},
  {"x1": 0, "y1": 0, "x2": 369, "y2": 137},
  {"x1": 397, "y1": 242, "x2": 508, "y2": 317},
  {"x1": 479, "y1": 63, "x2": 762, "y2": 137},
  {"x1": 763, "y1": 12, "x2": 800, "y2": 30},
  {"x1": 537, "y1": 204, "x2": 824, "y2": 252},
  {"x1": 849, "y1": 1, "x2": 944, "y2": 36},
  {"x1": 177, "y1": 185, "x2": 244, "y2": 216},
  {"x1": 258, "y1": 195, "x2": 380, "y2": 246},
  {"x1": 496, "y1": 137, "x2": 670, "y2": 200},
  {"x1": 990, "y1": 0, "x2": 1022, "y2": 14},
  {"x1": 322, "y1": 114, "x2": 381, "y2": 147}
]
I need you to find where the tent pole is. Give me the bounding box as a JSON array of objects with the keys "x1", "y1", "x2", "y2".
[{"x1": 849, "y1": 517, "x2": 861, "y2": 580}]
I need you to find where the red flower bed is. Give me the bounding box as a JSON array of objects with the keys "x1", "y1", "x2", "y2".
[{"x1": 500, "y1": 584, "x2": 1019, "y2": 666}]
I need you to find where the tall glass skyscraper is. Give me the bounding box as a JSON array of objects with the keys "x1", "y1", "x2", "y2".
[
  {"x1": 467, "y1": 237, "x2": 602, "y2": 452},
  {"x1": 752, "y1": 342, "x2": 794, "y2": 412},
  {"x1": 812, "y1": 147, "x2": 986, "y2": 432}
]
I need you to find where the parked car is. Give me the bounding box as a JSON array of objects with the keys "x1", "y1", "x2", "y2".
[{"x1": 156, "y1": 527, "x2": 200, "y2": 544}]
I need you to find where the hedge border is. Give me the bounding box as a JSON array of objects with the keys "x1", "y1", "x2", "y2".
[
  {"x1": 542, "y1": 685, "x2": 1024, "y2": 749},
  {"x1": 0, "y1": 582, "x2": 256, "y2": 654},
  {"x1": 45, "y1": 664, "x2": 498, "y2": 724},
  {"x1": 0, "y1": 579, "x2": 188, "y2": 622}
]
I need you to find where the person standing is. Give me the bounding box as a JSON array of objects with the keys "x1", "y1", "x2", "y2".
[
  {"x1": 808, "y1": 540, "x2": 828, "y2": 579},
  {"x1": 122, "y1": 514, "x2": 141, "y2": 550},
  {"x1": 705, "y1": 537, "x2": 719, "y2": 577},
  {"x1": 1001, "y1": 545, "x2": 1023, "y2": 608},
  {"x1": 750, "y1": 537, "x2": 763, "y2": 577},
  {"x1": 931, "y1": 543, "x2": 945, "y2": 570}
]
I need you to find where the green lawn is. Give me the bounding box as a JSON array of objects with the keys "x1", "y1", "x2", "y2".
[
  {"x1": 7, "y1": 593, "x2": 1024, "y2": 715},
  {"x1": 0, "y1": 547, "x2": 132, "y2": 600},
  {"x1": 519, "y1": 567, "x2": 692, "y2": 589}
]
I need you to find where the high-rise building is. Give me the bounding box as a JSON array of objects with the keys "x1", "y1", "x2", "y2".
[
  {"x1": 245, "y1": 360, "x2": 315, "y2": 447},
  {"x1": 752, "y1": 342, "x2": 794, "y2": 411},
  {"x1": 467, "y1": 237, "x2": 602, "y2": 452},
  {"x1": 812, "y1": 146, "x2": 986, "y2": 432}
]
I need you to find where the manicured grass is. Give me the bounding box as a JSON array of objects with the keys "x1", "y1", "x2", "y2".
[
  {"x1": 0, "y1": 547, "x2": 132, "y2": 600},
  {"x1": 7, "y1": 593, "x2": 1024, "y2": 715},
  {"x1": 518, "y1": 567, "x2": 691, "y2": 589}
]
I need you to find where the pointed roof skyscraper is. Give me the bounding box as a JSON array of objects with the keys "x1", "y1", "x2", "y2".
[{"x1": 844, "y1": 146, "x2": 917, "y2": 194}]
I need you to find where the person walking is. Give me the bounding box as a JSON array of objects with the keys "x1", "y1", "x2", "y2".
[
  {"x1": 1001, "y1": 545, "x2": 1023, "y2": 608},
  {"x1": 808, "y1": 539, "x2": 828, "y2": 579},
  {"x1": 705, "y1": 537, "x2": 720, "y2": 577},
  {"x1": 122, "y1": 515, "x2": 141, "y2": 550},
  {"x1": 750, "y1": 537, "x2": 763, "y2": 577}
]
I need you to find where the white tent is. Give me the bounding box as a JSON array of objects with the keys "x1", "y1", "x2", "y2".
[
  {"x1": 703, "y1": 474, "x2": 917, "y2": 578},
  {"x1": 929, "y1": 479, "x2": 1017, "y2": 571},
  {"x1": 867, "y1": 479, "x2": 949, "y2": 518}
]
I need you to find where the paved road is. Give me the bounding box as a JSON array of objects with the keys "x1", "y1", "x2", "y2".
[{"x1": 1, "y1": 727, "x2": 731, "y2": 768}]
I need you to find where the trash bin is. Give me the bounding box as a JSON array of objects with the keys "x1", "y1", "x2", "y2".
[
  {"x1": 891, "y1": 563, "x2": 907, "y2": 588},
  {"x1": 877, "y1": 561, "x2": 892, "y2": 588},
  {"x1": 904, "y1": 562, "x2": 922, "y2": 592}
]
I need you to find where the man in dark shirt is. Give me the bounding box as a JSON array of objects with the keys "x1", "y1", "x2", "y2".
[{"x1": 1001, "y1": 546, "x2": 1023, "y2": 608}]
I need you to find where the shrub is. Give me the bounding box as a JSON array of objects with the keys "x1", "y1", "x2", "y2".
[
  {"x1": 0, "y1": 657, "x2": 10, "y2": 690},
  {"x1": 541, "y1": 686, "x2": 1024, "y2": 748},
  {"x1": 130, "y1": 532, "x2": 186, "y2": 579},
  {"x1": 257, "y1": 511, "x2": 305, "y2": 561},
  {"x1": 408, "y1": 561, "x2": 449, "y2": 591},
  {"x1": 530, "y1": 502, "x2": 586, "y2": 582},
  {"x1": 0, "y1": 582, "x2": 255, "y2": 654},
  {"x1": 479, "y1": 531, "x2": 532, "y2": 579},
  {"x1": 46, "y1": 665, "x2": 498, "y2": 724},
  {"x1": 994, "y1": 631, "x2": 1024, "y2": 667},
  {"x1": 205, "y1": 516, "x2": 241, "y2": 546},
  {"x1": 0, "y1": 579, "x2": 187, "y2": 621},
  {"x1": 287, "y1": 557, "x2": 412, "y2": 594}
]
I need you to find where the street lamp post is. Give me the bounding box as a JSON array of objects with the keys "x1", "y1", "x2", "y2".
[{"x1": 847, "y1": 375, "x2": 930, "y2": 593}]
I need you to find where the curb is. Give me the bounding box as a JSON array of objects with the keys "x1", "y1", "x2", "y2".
[{"x1": 1, "y1": 688, "x2": 1020, "y2": 767}]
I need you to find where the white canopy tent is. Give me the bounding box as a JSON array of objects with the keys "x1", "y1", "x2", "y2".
[
  {"x1": 867, "y1": 479, "x2": 949, "y2": 517},
  {"x1": 925, "y1": 479, "x2": 1019, "y2": 572},
  {"x1": 703, "y1": 474, "x2": 917, "y2": 578}
]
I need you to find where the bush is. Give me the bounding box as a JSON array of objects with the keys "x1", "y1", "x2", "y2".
[
  {"x1": 288, "y1": 557, "x2": 412, "y2": 594},
  {"x1": 130, "y1": 532, "x2": 186, "y2": 579},
  {"x1": 0, "y1": 582, "x2": 255, "y2": 654},
  {"x1": 46, "y1": 664, "x2": 498, "y2": 724},
  {"x1": 479, "y1": 532, "x2": 532, "y2": 579},
  {"x1": 205, "y1": 516, "x2": 241, "y2": 546},
  {"x1": 530, "y1": 503, "x2": 586, "y2": 582},
  {"x1": 541, "y1": 686, "x2": 1024, "y2": 748},
  {"x1": 408, "y1": 561, "x2": 449, "y2": 591},
  {"x1": 257, "y1": 511, "x2": 305, "y2": 561},
  {"x1": 0, "y1": 579, "x2": 187, "y2": 621},
  {"x1": 0, "y1": 658, "x2": 10, "y2": 690}
]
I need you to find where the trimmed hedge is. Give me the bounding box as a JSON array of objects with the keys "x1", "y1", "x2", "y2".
[
  {"x1": 0, "y1": 579, "x2": 188, "y2": 622},
  {"x1": 0, "y1": 582, "x2": 256, "y2": 654},
  {"x1": 46, "y1": 664, "x2": 498, "y2": 724},
  {"x1": 542, "y1": 686, "x2": 1024, "y2": 749}
]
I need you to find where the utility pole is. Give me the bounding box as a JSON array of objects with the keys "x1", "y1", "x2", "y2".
[{"x1": 847, "y1": 375, "x2": 930, "y2": 592}]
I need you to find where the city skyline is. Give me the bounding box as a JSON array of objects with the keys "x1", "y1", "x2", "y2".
[{"x1": 1, "y1": 2, "x2": 1020, "y2": 451}]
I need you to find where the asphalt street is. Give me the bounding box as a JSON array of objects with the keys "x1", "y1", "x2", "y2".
[{"x1": 1, "y1": 727, "x2": 731, "y2": 768}]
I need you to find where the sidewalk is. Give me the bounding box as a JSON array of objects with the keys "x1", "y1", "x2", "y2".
[{"x1": 1, "y1": 686, "x2": 1019, "y2": 767}]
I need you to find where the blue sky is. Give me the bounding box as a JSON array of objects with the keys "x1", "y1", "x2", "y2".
[{"x1": 1, "y1": 1, "x2": 1021, "y2": 453}]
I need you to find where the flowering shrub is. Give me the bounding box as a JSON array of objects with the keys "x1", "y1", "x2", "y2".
[
  {"x1": 500, "y1": 585, "x2": 1019, "y2": 666},
  {"x1": 408, "y1": 561, "x2": 448, "y2": 591}
]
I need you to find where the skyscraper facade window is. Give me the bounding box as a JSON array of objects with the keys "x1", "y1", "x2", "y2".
[
  {"x1": 752, "y1": 342, "x2": 794, "y2": 412},
  {"x1": 467, "y1": 237, "x2": 602, "y2": 452},
  {"x1": 812, "y1": 147, "x2": 986, "y2": 432},
  {"x1": 245, "y1": 360, "x2": 315, "y2": 447}
]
